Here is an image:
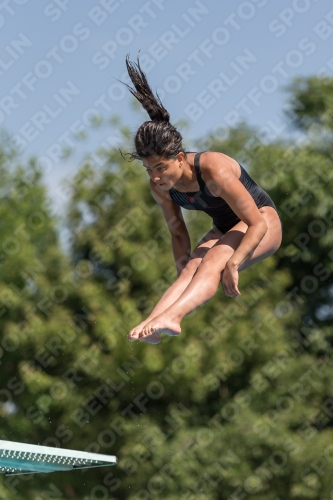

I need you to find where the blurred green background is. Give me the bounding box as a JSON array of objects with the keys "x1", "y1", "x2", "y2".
[{"x1": 1, "y1": 77, "x2": 333, "y2": 499}]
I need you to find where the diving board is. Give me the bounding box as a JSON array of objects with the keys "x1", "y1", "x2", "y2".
[{"x1": 0, "y1": 440, "x2": 117, "y2": 475}]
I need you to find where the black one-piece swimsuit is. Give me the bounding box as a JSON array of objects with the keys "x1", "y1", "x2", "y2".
[{"x1": 169, "y1": 152, "x2": 279, "y2": 234}]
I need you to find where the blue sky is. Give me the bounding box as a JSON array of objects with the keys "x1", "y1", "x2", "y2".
[{"x1": 1, "y1": 0, "x2": 333, "y2": 218}]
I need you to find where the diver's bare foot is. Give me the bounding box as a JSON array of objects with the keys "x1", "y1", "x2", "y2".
[
  {"x1": 128, "y1": 320, "x2": 161, "y2": 344},
  {"x1": 143, "y1": 332, "x2": 161, "y2": 344},
  {"x1": 139, "y1": 315, "x2": 181, "y2": 342}
]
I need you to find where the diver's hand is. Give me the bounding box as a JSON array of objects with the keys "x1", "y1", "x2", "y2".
[{"x1": 221, "y1": 263, "x2": 241, "y2": 297}]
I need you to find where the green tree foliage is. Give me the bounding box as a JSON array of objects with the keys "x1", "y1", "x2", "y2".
[
  {"x1": 0, "y1": 78, "x2": 333, "y2": 499},
  {"x1": 286, "y1": 76, "x2": 333, "y2": 136}
]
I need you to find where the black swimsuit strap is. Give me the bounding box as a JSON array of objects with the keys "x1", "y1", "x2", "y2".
[{"x1": 194, "y1": 152, "x2": 205, "y2": 189}]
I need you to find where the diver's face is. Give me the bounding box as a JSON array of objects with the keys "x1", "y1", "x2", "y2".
[{"x1": 143, "y1": 153, "x2": 184, "y2": 189}]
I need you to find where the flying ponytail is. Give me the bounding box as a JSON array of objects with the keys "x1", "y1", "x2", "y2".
[
  {"x1": 124, "y1": 54, "x2": 170, "y2": 123},
  {"x1": 123, "y1": 53, "x2": 185, "y2": 160}
]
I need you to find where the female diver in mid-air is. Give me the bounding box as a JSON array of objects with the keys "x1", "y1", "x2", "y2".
[{"x1": 124, "y1": 55, "x2": 283, "y2": 345}]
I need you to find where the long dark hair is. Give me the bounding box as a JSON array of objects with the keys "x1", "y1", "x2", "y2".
[{"x1": 123, "y1": 54, "x2": 185, "y2": 160}]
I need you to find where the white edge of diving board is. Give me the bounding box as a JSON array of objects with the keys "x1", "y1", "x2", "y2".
[{"x1": 0, "y1": 440, "x2": 117, "y2": 465}]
